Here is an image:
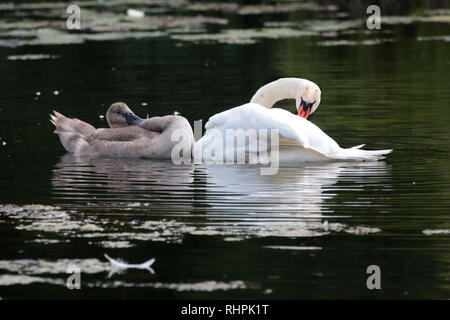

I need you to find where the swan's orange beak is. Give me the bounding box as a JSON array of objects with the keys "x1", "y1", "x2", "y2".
[
  {"x1": 297, "y1": 98, "x2": 314, "y2": 119},
  {"x1": 298, "y1": 107, "x2": 311, "y2": 119}
]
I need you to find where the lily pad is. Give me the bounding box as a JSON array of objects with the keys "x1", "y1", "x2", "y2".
[
  {"x1": 0, "y1": 4, "x2": 227, "y2": 47},
  {"x1": 185, "y1": 2, "x2": 239, "y2": 12},
  {"x1": 0, "y1": 258, "x2": 109, "y2": 275},
  {"x1": 238, "y1": 2, "x2": 338, "y2": 15},
  {"x1": 417, "y1": 35, "x2": 450, "y2": 42},
  {"x1": 305, "y1": 19, "x2": 363, "y2": 32},
  {"x1": 171, "y1": 28, "x2": 318, "y2": 45},
  {"x1": 7, "y1": 54, "x2": 60, "y2": 60},
  {"x1": 1, "y1": 203, "x2": 383, "y2": 246},
  {"x1": 423, "y1": 229, "x2": 450, "y2": 235},
  {"x1": 317, "y1": 38, "x2": 394, "y2": 47},
  {"x1": 382, "y1": 15, "x2": 450, "y2": 25}
]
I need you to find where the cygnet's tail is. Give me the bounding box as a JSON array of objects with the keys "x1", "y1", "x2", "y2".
[
  {"x1": 334, "y1": 144, "x2": 393, "y2": 161},
  {"x1": 50, "y1": 111, "x2": 95, "y2": 153}
]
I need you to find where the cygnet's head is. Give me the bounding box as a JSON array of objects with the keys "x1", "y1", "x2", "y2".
[{"x1": 106, "y1": 102, "x2": 143, "y2": 128}]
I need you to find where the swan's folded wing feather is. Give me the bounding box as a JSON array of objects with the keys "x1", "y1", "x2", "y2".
[
  {"x1": 201, "y1": 103, "x2": 391, "y2": 162},
  {"x1": 205, "y1": 103, "x2": 335, "y2": 155},
  {"x1": 268, "y1": 107, "x2": 343, "y2": 156},
  {"x1": 139, "y1": 116, "x2": 175, "y2": 133},
  {"x1": 88, "y1": 137, "x2": 149, "y2": 158},
  {"x1": 265, "y1": 107, "x2": 311, "y2": 146},
  {"x1": 204, "y1": 110, "x2": 228, "y2": 130},
  {"x1": 86, "y1": 127, "x2": 145, "y2": 144},
  {"x1": 205, "y1": 104, "x2": 303, "y2": 140}
]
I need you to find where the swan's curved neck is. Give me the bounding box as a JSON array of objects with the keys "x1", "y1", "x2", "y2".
[{"x1": 250, "y1": 78, "x2": 303, "y2": 109}]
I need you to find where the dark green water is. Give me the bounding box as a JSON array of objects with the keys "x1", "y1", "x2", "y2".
[{"x1": 0, "y1": 2, "x2": 449, "y2": 299}]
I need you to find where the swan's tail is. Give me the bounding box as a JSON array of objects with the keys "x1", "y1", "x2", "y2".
[
  {"x1": 334, "y1": 144, "x2": 393, "y2": 161},
  {"x1": 50, "y1": 111, "x2": 95, "y2": 153}
]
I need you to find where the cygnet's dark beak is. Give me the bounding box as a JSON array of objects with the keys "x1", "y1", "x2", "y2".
[{"x1": 125, "y1": 112, "x2": 144, "y2": 125}]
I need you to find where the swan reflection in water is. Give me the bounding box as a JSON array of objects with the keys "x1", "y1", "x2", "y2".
[{"x1": 52, "y1": 154, "x2": 392, "y2": 239}]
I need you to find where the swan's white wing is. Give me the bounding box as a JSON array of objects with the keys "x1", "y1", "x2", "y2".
[{"x1": 203, "y1": 103, "x2": 340, "y2": 157}]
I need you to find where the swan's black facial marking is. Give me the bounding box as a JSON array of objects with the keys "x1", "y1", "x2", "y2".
[
  {"x1": 300, "y1": 97, "x2": 315, "y2": 110},
  {"x1": 298, "y1": 97, "x2": 315, "y2": 119},
  {"x1": 124, "y1": 112, "x2": 144, "y2": 125}
]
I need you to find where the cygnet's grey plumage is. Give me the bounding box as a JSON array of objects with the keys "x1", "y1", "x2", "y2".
[{"x1": 50, "y1": 102, "x2": 194, "y2": 159}]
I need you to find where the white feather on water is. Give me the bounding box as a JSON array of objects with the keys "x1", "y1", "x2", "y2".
[
  {"x1": 127, "y1": 9, "x2": 145, "y2": 18},
  {"x1": 104, "y1": 254, "x2": 155, "y2": 277}
]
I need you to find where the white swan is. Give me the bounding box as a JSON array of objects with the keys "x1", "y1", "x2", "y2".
[{"x1": 193, "y1": 78, "x2": 392, "y2": 163}]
